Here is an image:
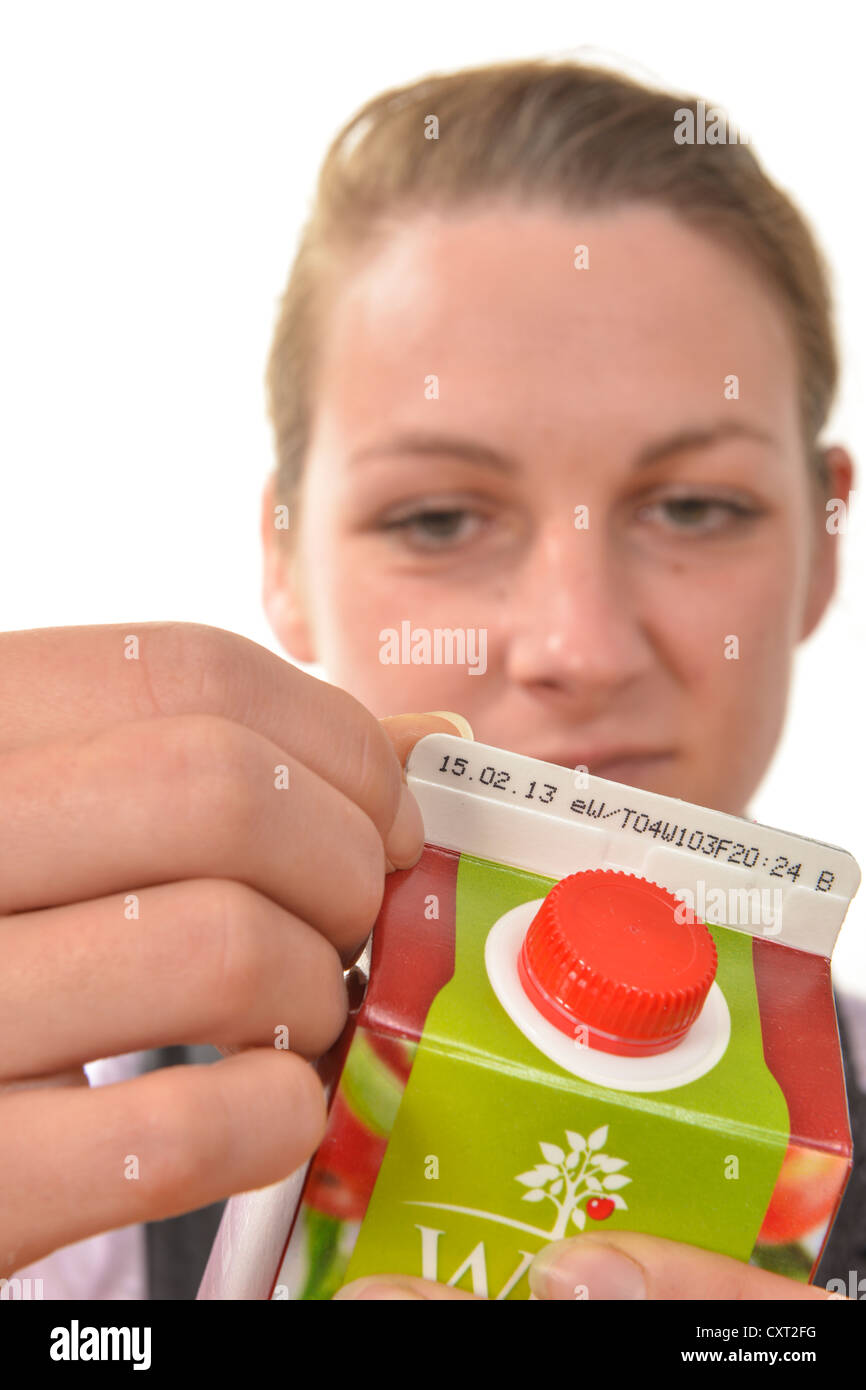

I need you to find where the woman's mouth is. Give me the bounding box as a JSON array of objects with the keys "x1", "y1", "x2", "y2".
[
  {"x1": 587, "y1": 753, "x2": 673, "y2": 786},
  {"x1": 538, "y1": 749, "x2": 674, "y2": 786}
]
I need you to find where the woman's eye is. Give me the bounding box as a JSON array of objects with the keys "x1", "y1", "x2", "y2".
[
  {"x1": 638, "y1": 496, "x2": 759, "y2": 534},
  {"x1": 379, "y1": 508, "x2": 481, "y2": 550}
]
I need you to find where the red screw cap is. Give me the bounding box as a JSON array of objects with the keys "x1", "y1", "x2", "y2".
[{"x1": 517, "y1": 870, "x2": 717, "y2": 1056}]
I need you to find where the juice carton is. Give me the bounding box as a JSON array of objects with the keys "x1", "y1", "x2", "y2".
[{"x1": 198, "y1": 734, "x2": 860, "y2": 1300}]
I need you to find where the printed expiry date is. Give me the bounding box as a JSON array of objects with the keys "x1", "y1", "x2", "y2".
[{"x1": 436, "y1": 752, "x2": 837, "y2": 896}]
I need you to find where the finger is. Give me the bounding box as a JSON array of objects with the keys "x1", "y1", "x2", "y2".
[
  {"x1": 333, "y1": 1275, "x2": 483, "y2": 1301},
  {"x1": 0, "y1": 1068, "x2": 89, "y2": 1095},
  {"x1": 378, "y1": 712, "x2": 475, "y2": 771},
  {"x1": 527, "y1": 1233, "x2": 841, "y2": 1301},
  {"x1": 378, "y1": 713, "x2": 474, "y2": 871},
  {"x1": 0, "y1": 623, "x2": 419, "y2": 863},
  {"x1": 0, "y1": 713, "x2": 388, "y2": 951},
  {"x1": 0, "y1": 1047, "x2": 326, "y2": 1278},
  {"x1": 0, "y1": 880, "x2": 348, "y2": 1080}
]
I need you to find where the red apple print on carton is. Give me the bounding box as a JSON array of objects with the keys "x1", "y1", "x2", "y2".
[
  {"x1": 757, "y1": 1142, "x2": 847, "y2": 1245},
  {"x1": 587, "y1": 1197, "x2": 616, "y2": 1220}
]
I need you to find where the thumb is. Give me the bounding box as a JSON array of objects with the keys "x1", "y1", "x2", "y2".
[
  {"x1": 528, "y1": 1232, "x2": 842, "y2": 1301},
  {"x1": 378, "y1": 711, "x2": 474, "y2": 771}
]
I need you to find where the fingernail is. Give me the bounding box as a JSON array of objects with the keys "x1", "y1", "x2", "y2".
[
  {"x1": 333, "y1": 1278, "x2": 424, "y2": 1300},
  {"x1": 426, "y1": 711, "x2": 475, "y2": 740},
  {"x1": 529, "y1": 1240, "x2": 647, "y2": 1301},
  {"x1": 384, "y1": 782, "x2": 425, "y2": 869}
]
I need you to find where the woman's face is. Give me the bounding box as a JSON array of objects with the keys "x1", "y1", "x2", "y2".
[{"x1": 264, "y1": 203, "x2": 845, "y2": 815}]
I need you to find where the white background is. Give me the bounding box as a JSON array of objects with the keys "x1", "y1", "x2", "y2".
[{"x1": 1, "y1": 1, "x2": 863, "y2": 993}]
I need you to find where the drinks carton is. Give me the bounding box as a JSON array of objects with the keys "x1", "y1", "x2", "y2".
[{"x1": 198, "y1": 734, "x2": 860, "y2": 1300}]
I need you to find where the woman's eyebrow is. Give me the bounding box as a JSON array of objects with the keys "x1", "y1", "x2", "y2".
[
  {"x1": 349, "y1": 432, "x2": 518, "y2": 473},
  {"x1": 635, "y1": 420, "x2": 779, "y2": 468},
  {"x1": 348, "y1": 421, "x2": 778, "y2": 474}
]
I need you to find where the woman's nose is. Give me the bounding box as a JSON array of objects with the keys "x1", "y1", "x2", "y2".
[{"x1": 500, "y1": 518, "x2": 655, "y2": 695}]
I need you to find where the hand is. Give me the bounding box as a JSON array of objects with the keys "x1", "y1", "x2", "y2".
[
  {"x1": 0, "y1": 621, "x2": 459, "y2": 1278},
  {"x1": 333, "y1": 1232, "x2": 844, "y2": 1300}
]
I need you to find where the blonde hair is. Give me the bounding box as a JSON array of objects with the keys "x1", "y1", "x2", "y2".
[{"x1": 266, "y1": 58, "x2": 837, "y2": 519}]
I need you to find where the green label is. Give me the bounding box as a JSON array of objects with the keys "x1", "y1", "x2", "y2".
[{"x1": 345, "y1": 854, "x2": 790, "y2": 1298}]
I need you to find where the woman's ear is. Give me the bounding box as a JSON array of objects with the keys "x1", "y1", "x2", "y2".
[
  {"x1": 260, "y1": 473, "x2": 317, "y2": 664},
  {"x1": 799, "y1": 445, "x2": 855, "y2": 642}
]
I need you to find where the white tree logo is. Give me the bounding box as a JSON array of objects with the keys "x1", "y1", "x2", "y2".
[
  {"x1": 515, "y1": 1125, "x2": 630, "y2": 1239},
  {"x1": 407, "y1": 1123, "x2": 631, "y2": 1240}
]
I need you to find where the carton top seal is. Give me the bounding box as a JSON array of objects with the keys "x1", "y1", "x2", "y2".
[{"x1": 405, "y1": 734, "x2": 861, "y2": 958}]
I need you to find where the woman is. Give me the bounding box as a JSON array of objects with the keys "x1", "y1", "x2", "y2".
[{"x1": 2, "y1": 58, "x2": 861, "y2": 1301}]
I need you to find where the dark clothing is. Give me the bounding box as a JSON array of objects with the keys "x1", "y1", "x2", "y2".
[
  {"x1": 140, "y1": 1045, "x2": 227, "y2": 1301},
  {"x1": 815, "y1": 994, "x2": 866, "y2": 1292}
]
